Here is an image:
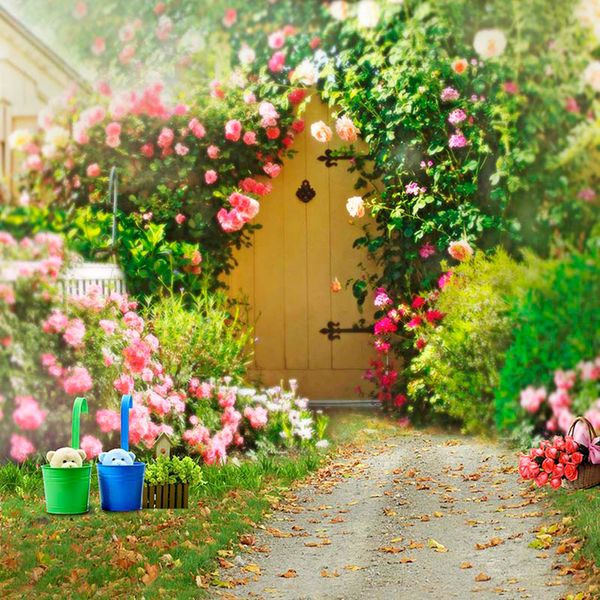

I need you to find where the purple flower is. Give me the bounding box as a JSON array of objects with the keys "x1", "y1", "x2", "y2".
[
  {"x1": 440, "y1": 87, "x2": 460, "y2": 102},
  {"x1": 405, "y1": 181, "x2": 425, "y2": 195},
  {"x1": 448, "y1": 109, "x2": 467, "y2": 125},
  {"x1": 449, "y1": 131, "x2": 468, "y2": 149}
]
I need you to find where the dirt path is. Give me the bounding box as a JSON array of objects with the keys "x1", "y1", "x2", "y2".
[{"x1": 217, "y1": 433, "x2": 575, "y2": 599}]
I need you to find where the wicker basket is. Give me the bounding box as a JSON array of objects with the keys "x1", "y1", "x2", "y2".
[{"x1": 563, "y1": 418, "x2": 600, "y2": 490}]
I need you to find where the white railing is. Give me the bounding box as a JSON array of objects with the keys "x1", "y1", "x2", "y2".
[{"x1": 0, "y1": 260, "x2": 126, "y2": 297}]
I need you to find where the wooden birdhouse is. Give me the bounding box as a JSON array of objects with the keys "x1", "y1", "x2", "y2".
[{"x1": 154, "y1": 432, "x2": 172, "y2": 459}]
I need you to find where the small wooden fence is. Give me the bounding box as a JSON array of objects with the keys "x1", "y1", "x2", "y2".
[{"x1": 143, "y1": 483, "x2": 189, "y2": 509}]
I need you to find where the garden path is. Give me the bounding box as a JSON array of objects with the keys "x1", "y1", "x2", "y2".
[{"x1": 219, "y1": 432, "x2": 574, "y2": 599}]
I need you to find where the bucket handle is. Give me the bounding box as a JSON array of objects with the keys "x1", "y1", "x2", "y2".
[
  {"x1": 71, "y1": 397, "x2": 88, "y2": 449},
  {"x1": 120, "y1": 394, "x2": 133, "y2": 451}
]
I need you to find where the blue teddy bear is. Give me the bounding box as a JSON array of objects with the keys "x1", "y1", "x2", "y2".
[{"x1": 98, "y1": 448, "x2": 136, "y2": 466}]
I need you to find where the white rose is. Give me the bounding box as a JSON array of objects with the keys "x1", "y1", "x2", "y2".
[
  {"x1": 8, "y1": 128, "x2": 32, "y2": 151},
  {"x1": 238, "y1": 44, "x2": 256, "y2": 65},
  {"x1": 291, "y1": 59, "x2": 318, "y2": 86},
  {"x1": 45, "y1": 125, "x2": 70, "y2": 149},
  {"x1": 584, "y1": 60, "x2": 600, "y2": 91},
  {"x1": 357, "y1": 0, "x2": 381, "y2": 28},
  {"x1": 473, "y1": 29, "x2": 507, "y2": 59},
  {"x1": 329, "y1": 0, "x2": 349, "y2": 20},
  {"x1": 346, "y1": 196, "x2": 365, "y2": 218},
  {"x1": 311, "y1": 121, "x2": 333, "y2": 143}
]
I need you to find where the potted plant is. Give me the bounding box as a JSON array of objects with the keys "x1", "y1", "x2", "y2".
[
  {"x1": 42, "y1": 397, "x2": 92, "y2": 515},
  {"x1": 97, "y1": 395, "x2": 146, "y2": 511},
  {"x1": 143, "y1": 455, "x2": 203, "y2": 509}
]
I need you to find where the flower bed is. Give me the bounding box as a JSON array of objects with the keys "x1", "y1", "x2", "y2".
[{"x1": 0, "y1": 233, "x2": 327, "y2": 463}]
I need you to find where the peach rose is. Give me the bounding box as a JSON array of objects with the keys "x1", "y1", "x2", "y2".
[
  {"x1": 447, "y1": 239, "x2": 474, "y2": 261},
  {"x1": 335, "y1": 116, "x2": 359, "y2": 142}
]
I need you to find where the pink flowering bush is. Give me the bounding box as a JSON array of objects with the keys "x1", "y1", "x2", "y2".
[
  {"x1": 0, "y1": 234, "x2": 326, "y2": 462},
  {"x1": 8, "y1": 57, "x2": 305, "y2": 293},
  {"x1": 518, "y1": 358, "x2": 600, "y2": 438}
]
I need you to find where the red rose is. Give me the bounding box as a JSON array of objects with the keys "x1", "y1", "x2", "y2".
[
  {"x1": 535, "y1": 472, "x2": 549, "y2": 487},
  {"x1": 571, "y1": 452, "x2": 584, "y2": 465},
  {"x1": 288, "y1": 89, "x2": 306, "y2": 105},
  {"x1": 552, "y1": 464, "x2": 564, "y2": 478},
  {"x1": 291, "y1": 119, "x2": 305, "y2": 133},
  {"x1": 559, "y1": 453, "x2": 570, "y2": 464},
  {"x1": 564, "y1": 464, "x2": 578, "y2": 481},
  {"x1": 266, "y1": 127, "x2": 280, "y2": 140},
  {"x1": 564, "y1": 437, "x2": 578, "y2": 454},
  {"x1": 545, "y1": 447, "x2": 558, "y2": 460},
  {"x1": 542, "y1": 458, "x2": 555, "y2": 474},
  {"x1": 550, "y1": 477, "x2": 562, "y2": 489}
]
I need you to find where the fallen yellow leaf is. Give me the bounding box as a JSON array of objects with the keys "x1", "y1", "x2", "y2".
[{"x1": 428, "y1": 539, "x2": 448, "y2": 553}]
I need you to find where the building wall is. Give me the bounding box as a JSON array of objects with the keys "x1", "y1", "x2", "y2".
[{"x1": 0, "y1": 8, "x2": 82, "y2": 199}]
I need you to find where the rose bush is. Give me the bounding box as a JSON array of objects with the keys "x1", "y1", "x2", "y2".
[{"x1": 0, "y1": 234, "x2": 326, "y2": 462}]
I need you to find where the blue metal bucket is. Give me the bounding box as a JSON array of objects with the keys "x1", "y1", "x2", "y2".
[
  {"x1": 97, "y1": 462, "x2": 145, "y2": 511},
  {"x1": 96, "y1": 394, "x2": 146, "y2": 512}
]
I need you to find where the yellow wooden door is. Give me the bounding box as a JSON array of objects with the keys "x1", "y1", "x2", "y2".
[{"x1": 227, "y1": 98, "x2": 375, "y2": 400}]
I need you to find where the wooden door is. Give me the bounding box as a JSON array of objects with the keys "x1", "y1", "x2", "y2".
[{"x1": 227, "y1": 98, "x2": 375, "y2": 400}]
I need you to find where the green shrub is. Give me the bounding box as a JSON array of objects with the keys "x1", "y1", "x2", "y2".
[
  {"x1": 147, "y1": 291, "x2": 253, "y2": 385},
  {"x1": 495, "y1": 251, "x2": 600, "y2": 431},
  {"x1": 410, "y1": 249, "x2": 552, "y2": 434},
  {"x1": 144, "y1": 455, "x2": 204, "y2": 487}
]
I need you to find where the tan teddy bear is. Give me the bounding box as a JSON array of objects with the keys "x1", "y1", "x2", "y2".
[{"x1": 46, "y1": 447, "x2": 87, "y2": 468}]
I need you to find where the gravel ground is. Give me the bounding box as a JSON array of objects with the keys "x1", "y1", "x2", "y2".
[{"x1": 216, "y1": 433, "x2": 575, "y2": 600}]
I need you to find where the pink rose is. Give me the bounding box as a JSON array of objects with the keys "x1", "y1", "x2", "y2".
[
  {"x1": 263, "y1": 162, "x2": 281, "y2": 178},
  {"x1": 268, "y1": 51, "x2": 286, "y2": 73},
  {"x1": 225, "y1": 119, "x2": 242, "y2": 142},
  {"x1": 96, "y1": 409, "x2": 120, "y2": 433},
  {"x1": 175, "y1": 143, "x2": 189, "y2": 156},
  {"x1": 243, "y1": 131, "x2": 257, "y2": 145},
  {"x1": 207, "y1": 145, "x2": 220, "y2": 159},
  {"x1": 205, "y1": 170, "x2": 218, "y2": 185},
  {"x1": 114, "y1": 373, "x2": 134, "y2": 395},
  {"x1": 86, "y1": 163, "x2": 101, "y2": 177},
  {"x1": 10, "y1": 434, "x2": 35, "y2": 463},
  {"x1": 80, "y1": 435, "x2": 102, "y2": 459},
  {"x1": 63, "y1": 319, "x2": 86, "y2": 347},
  {"x1": 141, "y1": 143, "x2": 154, "y2": 158},
  {"x1": 91, "y1": 36, "x2": 105, "y2": 56},
  {"x1": 12, "y1": 396, "x2": 46, "y2": 431},
  {"x1": 105, "y1": 122, "x2": 121, "y2": 137},
  {"x1": 63, "y1": 366, "x2": 93, "y2": 395},
  {"x1": 157, "y1": 127, "x2": 174, "y2": 149},
  {"x1": 268, "y1": 30, "x2": 285, "y2": 49},
  {"x1": 229, "y1": 192, "x2": 259, "y2": 220},
  {"x1": 188, "y1": 118, "x2": 206, "y2": 138},
  {"x1": 223, "y1": 8, "x2": 237, "y2": 27},
  {"x1": 175, "y1": 213, "x2": 186, "y2": 224}
]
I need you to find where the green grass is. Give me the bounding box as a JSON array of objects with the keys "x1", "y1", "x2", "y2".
[
  {"x1": 550, "y1": 487, "x2": 600, "y2": 566},
  {"x1": 0, "y1": 409, "x2": 395, "y2": 599},
  {"x1": 0, "y1": 452, "x2": 324, "y2": 599}
]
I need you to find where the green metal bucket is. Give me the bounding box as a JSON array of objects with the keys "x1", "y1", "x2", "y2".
[
  {"x1": 42, "y1": 397, "x2": 92, "y2": 515},
  {"x1": 42, "y1": 464, "x2": 92, "y2": 514}
]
